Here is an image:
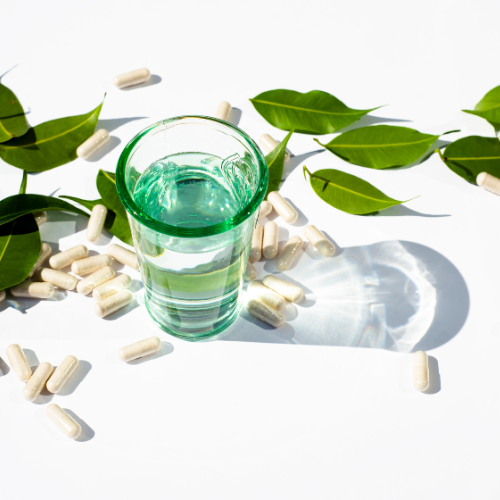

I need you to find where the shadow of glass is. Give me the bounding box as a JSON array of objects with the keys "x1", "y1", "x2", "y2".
[
  {"x1": 64, "y1": 409, "x2": 95, "y2": 442},
  {"x1": 58, "y1": 360, "x2": 92, "y2": 396},
  {"x1": 97, "y1": 117, "x2": 148, "y2": 133}
]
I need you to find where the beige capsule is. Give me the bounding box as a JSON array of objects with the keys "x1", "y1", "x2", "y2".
[
  {"x1": 303, "y1": 225, "x2": 335, "y2": 257},
  {"x1": 114, "y1": 68, "x2": 151, "y2": 89},
  {"x1": 267, "y1": 191, "x2": 298, "y2": 224},
  {"x1": 46, "y1": 355, "x2": 79, "y2": 394},
  {"x1": 6, "y1": 344, "x2": 32, "y2": 382},
  {"x1": 72, "y1": 254, "x2": 113, "y2": 276},
  {"x1": 46, "y1": 404, "x2": 82, "y2": 440},
  {"x1": 94, "y1": 289, "x2": 133, "y2": 318},
  {"x1": 247, "y1": 281, "x2": 285, "y2": 311},
  {"x1": 22, "y1": 362, "x2": 53, "y2": 401},
  {"x1": 93, "y1": 274, "x2": 132, "y2": 301},
  {"x1": 0, "y1": 289, "x2": 5, "y2": 302},
  {"x1": 34, "y1": 268, "x2": 78, "y2": 291},
  {"x1": 246, "y1": 299, "x2": 284, "y2": 328},
  {"x1": 10, "y1": 282, "x2": 54, "y2": 299},
  {"x1": 33, "y1": 211, "x2": 47, "y2": 227},
  {"x1": 28, "y1": 243, "x2": 52, "y2": 277},
  {"x1": 477, "y1": 172, "x2": 500, "y2": 196},
  {"x1": 258, "y1": 200, "x2": 273, "y2": 220},
  {"x1": 107, "y1": 243, "x2": 139, "y2": 269},
  {"x1": 263, "y1": 221, "x2": 279, "y2": 259},
  {"x1": 215, "y1": 101, "x2": 231, "y2": 121},
  {"x1": 77, "y1": 130, "x2": 110, "y2": 160},
  {"x1": 77, "y1": 266, "x2": 115, "y2": 295},
  {"x1": 86, "y1": 204, "x2": 108, "y2": 242},
  {"x1": 413, "y1": 351, "x2": 430, "y2": 392},
  {"x1": 262, "y1": 275, "x2": 304, "y2": 303},
  {"x1": 118, "y1": 336, "x2": 161, "y2": 362},
  {"x1": 276, "y1": 236, "x2": 303, "y2": 272},
  {"x1": 258, "y1": 134, "x2": 291, "y2": 162},
  {"x1": 49, "y1": 244, "x2": 88, "y2": 270},
  {"x1": 243, "y1": 260, "x2": 257, "y2": 281},
  {"x1": 249, "y1": 223, "x2": 263, "y2": 263}
]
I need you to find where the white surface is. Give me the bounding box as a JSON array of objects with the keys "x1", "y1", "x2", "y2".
[{"x1": 1, "y1": 0, "x2": 500, "y2": 498}]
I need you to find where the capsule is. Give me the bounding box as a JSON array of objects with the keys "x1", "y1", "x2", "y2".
[
  {"x1": 49, "y1": 244, "x2": 88, "y2": 270},
  {"x1": 477, "y1": 172, "x2": 500, "y2": 196},
  {"x1": 413, "y1": 351, "x2": 430, "y2": 392},
  {"x1": 10, "y1": 282, "x2": 54, "y2": 299},
  {"x1": 114, "y1": 68, "x2": 150, "y2": 89},
  {"x1": 6, "y1": 344, "x2": 32, "y2": 382},
  {"x1": 22, "y1": 362, "x2": 53, "y2": 401},
  {"x1": 247, "y1": 281, "x2": 285, "y2": 311},
  {"x1": 276, "y1": 236, "x2": 303, "y2": 272},
  {"x1": 107, "y1": 244, "x2": 139, "y2": 269},
  {"x1": 263, "y1": 221, "x2": 279, "y2": 259},
  {"x1": 33, "y1": 211, "x2": 47, "y2": 227},
  {"x1": 28, "y1": 243, "x2": 52, "y2": 277},
  {"x1": 246, "y1": 299, "x2": 284, "y2": 328},
  {"x1": 262, "y1": 275, "x2": 304, "y2": 303},
  {"x1": 94, "y1": 289, "x2": 133, "y2": 318},
  {"x1": 46, "y1": 355, "x2": 79, "y2": 394},
  {"x1": 0, "y1": 289, "x2": 5, "y2": 302},
  {"x1": 215, "y1": 101, "x2": 231, "y2": 121},
  {"x1": 86, "y1": 204, "x2": 108, "y2": 241},
  {"x1": 303, "y1": 225, "x2": 335, "y2": 257},
  {"x1": 72, "y1": 254, "x2": 113, "y2": 276},
  {"x1": 118, "y1": 336, "x2": 162, "y2": 362},
  {"x1": 77, "y1": 266, "x2": 115, "y2": 295},
  {"x1": 267, "y1": 191, "x2": 298, "y2": 224},
  {"x1": 46, "y1": 404, "x2": 82, "y2": 440},
  {"x1": 243, "y1": 260, "x2": 257, "y2": 281},
  {"x1": 34, "y1": 268, "x2": 78, "y2": 291},
  {"x1": 259, "y1": 200, "x2": 273, "y2": 220},
  {"x1": 258, "y1": 134, "x2": 291, "y2": 162},
  {"x1": 249, "y1": 223, "x2": 263, "y2": 263},
  {"x1": 77, "y1": 130, "x2": 110, "y2": 160},
  {"x1": 93, "y1": 274, "x2": 132, "y2": 301}
]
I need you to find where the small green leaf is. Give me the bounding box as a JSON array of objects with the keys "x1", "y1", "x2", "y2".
[
  {"x1": 0, "y1": 82, "x2": 29, "y2": 143},
  {"x1": 0, "y1": 213, "x2": 41, "y2": 290},
  {"x1": 19, "y1": 170, "x2": 27, "y2": 195},
  {"x1": 0, "y1": 97, "x2": 104, "y2": 172},
  {"x1": 265, "y1": 130, "x2": 293, "y2": 197},
  {"x1": 462, "y1": 85, "x2": 500, "y2": 129},
  {"x1": 250, "y1": 89, "x2": 379, "y2": 135},
  {"x1": 303, "y1": 166, "x2": 410, "y2": 214}
]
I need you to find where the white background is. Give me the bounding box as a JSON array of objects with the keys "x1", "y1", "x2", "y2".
[{"x1": 1, "y1": 0, "x2": 500, "y2": 498}]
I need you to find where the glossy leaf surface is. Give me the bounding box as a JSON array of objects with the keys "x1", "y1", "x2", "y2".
[
  {"x1": 0, "y1": 82, "x2": 29, "y2": 143},
  {"x1": 462, "y1": 85, "x2": 500, "y2": 129},
  {"x1": 265, "y1": 130, "x2": 293, "y2": 197}
]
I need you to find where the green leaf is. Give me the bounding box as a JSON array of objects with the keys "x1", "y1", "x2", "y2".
[
  {"x1": 0, "y1": 97, "x2": 104, "y2": 172},
  {"x1": 303, "y1": 166, "x2": 410, "y2": 214},
  {"x1": 0, "y1": 213, "x2": 41, "y2": 290},
  {"x1": 0, "y1": 82, "x2": 29, "y2": 143},
  {"x1": 265, "y1": 130, "x2": 293, "y2": 197},
  {"x1": 250, "y1": 89, "x2": 379, "y2": 135},
  {"x1": 462, "y1": 85, "x2": 500, "y2": 129},
  {"x1": 315, "y1": 125, "x2": 440, "y2": 169}
]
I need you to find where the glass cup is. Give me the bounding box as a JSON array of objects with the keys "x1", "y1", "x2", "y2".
[{"x1": 116, "y1": 116, "x2": 268, "y2": 341}]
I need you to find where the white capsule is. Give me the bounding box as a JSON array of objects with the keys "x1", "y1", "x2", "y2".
[
  {"x1": 72, "y1": 254, "x2": 113, "y2": 276},
  {"x1": 247, "y1": 281, "x2": 285, "y2": 311},
  {"x1": 107, "y1": 243, "x2": 139, "y2": 269},
  {"x1": 46, "y1": 355, "x2": 79, "y2": 394},
  {"x1": 10, "y1": 282, "x2": 54, "y2": 299},
  {"x1": 477, "y1": 172, "x2": 500, "y2": 196},
  {"x1": 6, "y1": 344, "x2": 32, "y2": 382},
  {"x1": 49, "y1": 244, "x2": 88, "y2": 270},
  {"x1": 93, "y1": 274, "x2": 132, "y2": 301},
  {"x1": 94, "y1": 289, "x2": 133, "y2": 318},
  {"x1": 118, "y1": 336, "x2": 162, "y2": 362},
  {"x1": 262, "y1": 275, "x2": 304, "y2": 303},
  {"x1": 263, "y1": 221, "x2": 279, "y2": 259},
  {"x1": 0, "y1": 289, "x2": 5, "y2": 302},
  {"x1": 86, "y1": 204, "x2": 108, "y2": 242},
  {"x1": 46, "y1": 404, "x2": 82, "y2": 440},
  {"x1": 77, "y1": 266, "x2": 115, "y2": 295},
  {"x1": 243, "y1": 260, "x2": 257, "y2": 281},
  {"x1": 303, "y1": 225, "x2": 335, "y2": 257},
  {"x1": 413, "y1": 351, "x2": 430, "y2": 392},
  {"x1": 267, "y1": 191, "x2": 298, "y2": 224},
  {"x1": 276, "y1": 236, "x2": 303, "y2": 272},
  {"x1": 28, "y1": 242, "x2": 52, "y2": 277},
  {"x1": 33, "y1": 211, "x2": 47, "y2": 227},
  {"x1": 246, "y1": 299, "x2": 284, "y2": 328},
  {"x1": 76, "y1": 129, "x2": 110, "y2": 160},
  {"x1": 22, "y1": 362, "x2": 53, "y2": 401},
  {"x1": 113, "y1": 68, "x2": 151, "y2": 89},
  {"x1": 215, "y1": 101, "x2": 231, "y2": 121},
  {"x1": 258, "y1": 200, "x2": 273, "y2": 220},
  {"x1": 34, "y1": 268, "x2": 78, "y2": 291},
  {"x1": 258, "y1": 134, "x2": 291, "y2": 162},
  {"x1": 249, "y1": 223, "x2": 263, "y2": 263}
]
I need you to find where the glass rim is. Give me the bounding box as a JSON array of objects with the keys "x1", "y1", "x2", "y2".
[{"x1": 116, "y1": 115, "x2": 268, "y2": 238}]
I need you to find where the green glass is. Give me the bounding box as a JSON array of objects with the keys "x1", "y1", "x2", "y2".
[{"x1": 116, "y1": 116, "x2": 268, "y2": 341}]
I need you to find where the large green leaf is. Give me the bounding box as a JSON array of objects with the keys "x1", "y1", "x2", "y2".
[
  {"x1": 0, "y1": 82, "x2": 29, "y2": 143},
  {"x1": 250, "y1": 89, "x2": 379, "y2": 135},
  {"x1": 0, "y1": 213, "x2": 41, "y2": 290},
  {"x1": 303, "y1": 166, "x2": 410, "y2": 214},
  {"x1": 315, "y1": 125, "x2": 440, "y2": 169},
  {"x1": 265, "y1": 130, "x2": 293, "y2": 197},
  {"x1": 0, "y1": 98, "x2": 104, "y2": 172},
  {"x1": 462, "y1": 85, "x2": 500, "y2": 129}
]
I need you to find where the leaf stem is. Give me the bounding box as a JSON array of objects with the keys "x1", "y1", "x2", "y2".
[
  {"x1": 19, "y1": 170, "x2": 27, "y2": 194},
  {"x1": 303, "y1": 165, "x2": 312, "y2": 180},
  {"x1": 435, "y1": 149, "x2": 446, "y2": 162}
]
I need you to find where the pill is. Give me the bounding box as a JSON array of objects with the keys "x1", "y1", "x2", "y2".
[
  {"x1": 76, "y1": 129, "x2": 110, "y2": 160},
  {"x1": 0, "y1": 289, "x2": 5, "y2": 302},
  {"x1": 77, "y1": 266, "x2": 115, "y2": 295},
  {"x1": 85, "y1": 204, "x2": 108, "y2": 242},
  {"x1": 28, "y1": 243, "x2": 52, "y2": 277},
  {"x1": 34, "y1": 268, "x2": 78, "y2": 291},
  {"x1": 276, "y1": 236, "x2": 303, "y2": 271},
  {"x1": 267, "y1": 191, "x2": 298, "y2": 224},
  {"x1": 259, "y1": 200, "x2": 273, "y2": 220},
  {"x1": 94, "y1": 289, "x2": 133, "y2": 318},
  {"x1": 258, "y1": 134, "x2": 291, "y2": 162},
  {"x1": 33, "y1": 211, "x2": 47, "y2": 226},
  {"x1": 49, "y1": 244, "x2": 88, "y2": 270},
  {"x1": 303, "y1": 225, "x2": 335, "y2": 257},
  {"x1": 46, "y1": 404, "x2": 82, "y2": 440},
  {"x1": 10, "y1": 282, "x2": 54, "y2": 299},
  {"x1": 93, "y1": 274, "x2": 132, "y2": 301},
  {"x1": 249, "y1": 223, "x2": 263, "y2": 263},
  {"x1": 263, "y1": 221, "x2": 279, "y2": 259},
  {"x1": 243, "y1": 260, "x2": 257, "y2": 281},
  {"x1": 22, "y1": 362, "x2": 53, "y2": 401},
  {"x1": 118, "y1": 336, "x2": 162, "y2": 362},
  {"x1": 477, "y1": 172, "x2": 500, "y2": 196},
  {"x1": 6, "y1": 344, "x2": 32, "y2": 382},
  {"x1": 247, "y1": 281, "x2": 285, "y2": 311},
  {"x1": 262, "y1": 275, "x2": 304, "y2": 303},
  {"x1": 107, "y1": 243, "x2": 139, "y2": 269},
  {"x1": 413, "y1": 351, "x2": 430, "y2": 392},
  {"x1": 72, "y1": 254, "x2": 113, "y2": 276},
  {"x1": 46, "y1": 355, "x2": 79, "y2": 394},
  {"x1": 246, "y1": 299, "x2": 284, "y2": 328},
  {"x1": 215, "y1": 101, "x2": 231, "y2": 121},
  {"x1": 114, "y1": 68, "x2": 151, "y2": 89}
]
